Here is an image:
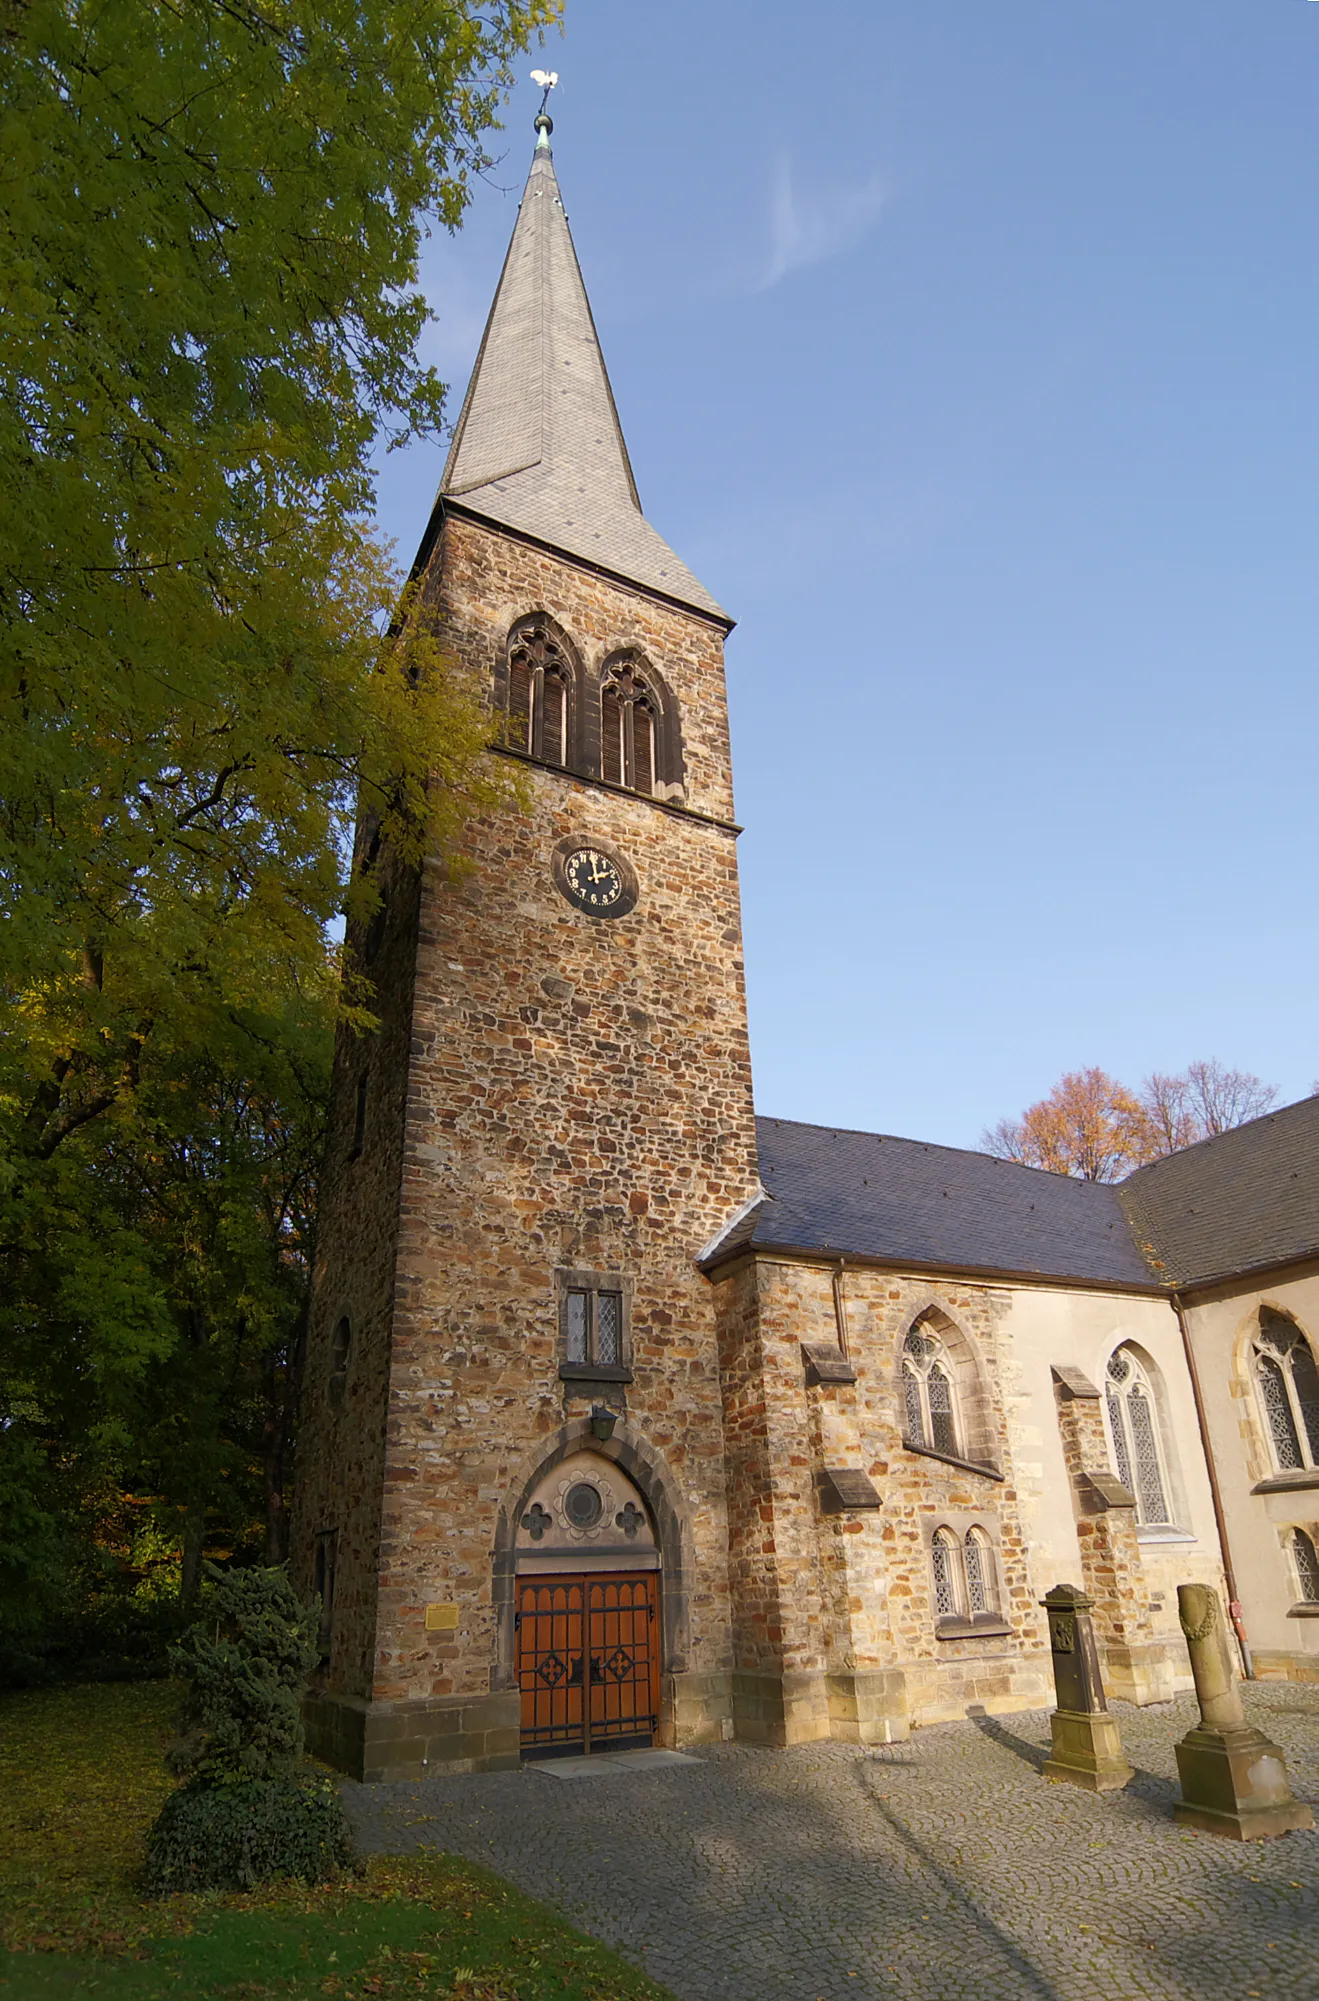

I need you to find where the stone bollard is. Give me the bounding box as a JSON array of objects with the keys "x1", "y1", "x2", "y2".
[
  {"x1": 1173, "y1": 1583, "x2": 1313, "y2": 1840},
  {"x1": 1041, "y1": 1583, "x2": 1133, "y2": 1791}
]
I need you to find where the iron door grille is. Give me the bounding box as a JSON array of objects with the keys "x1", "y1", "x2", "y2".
[{"x1": 517, "y1": 1572, "x2": 659, "y2": 1758}]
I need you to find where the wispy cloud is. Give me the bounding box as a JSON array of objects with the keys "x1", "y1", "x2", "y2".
[{"x1": 760, "y1": 155, "x2": 889, "y2": 290}]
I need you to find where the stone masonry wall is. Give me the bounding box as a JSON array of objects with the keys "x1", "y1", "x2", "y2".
[
  {"x1": 367, "y1": 513, "x2": 760, "y2": 1723},
  {"x1": 291, "y1": 842, "x2": 424, "y2": 1704},
  {"x1": 712, "y1": 1258, "x2": 1053, "y2": 1732},
  {"x1": 1051, "y1": 1374, "x2": 1171, "y2": 1703}
]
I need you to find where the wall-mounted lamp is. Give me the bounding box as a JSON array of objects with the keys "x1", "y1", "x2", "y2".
[{"x1": 589, "y1": 1403, "x2": 618, "y2": 1442}]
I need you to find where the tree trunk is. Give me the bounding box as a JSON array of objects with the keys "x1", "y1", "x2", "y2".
[{"x1": 179, "y1": 1501, "x2": 206, "y2": 1610}]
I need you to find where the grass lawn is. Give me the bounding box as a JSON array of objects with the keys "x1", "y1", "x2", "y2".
[{"x1": 0, "y1": 1682, "x2": 673, "y2": 2000}]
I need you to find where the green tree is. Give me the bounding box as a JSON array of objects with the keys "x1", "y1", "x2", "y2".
[
  {"x1": 0, "y1": 1004, "x2": 326, "y2": 1659},
  {"x1": 0, "y1": 0, "x2": 556, "y2": 1652},
  {"x1": 1, "y1": 0, "x2": 553, "y2": 1163},
  {"x1": 167, "y1": 1564, "x2": 319, "y2": 1786},
  {"x1": 146, "y1": 1564, "x2": 356, "y2": 1893}
]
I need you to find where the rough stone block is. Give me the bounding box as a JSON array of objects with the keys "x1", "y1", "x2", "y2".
[
  {"x1": 1044, "y1": 1708, "x2": 1133, "y2": 1792},
  {"x1": 1173, "y1": 1726, "x2": 1315, "y2": 1840}
]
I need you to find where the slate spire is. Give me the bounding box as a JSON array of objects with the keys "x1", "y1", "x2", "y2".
[{"x1": 439, "y1": 116, "x2": 727, "y2": 621}]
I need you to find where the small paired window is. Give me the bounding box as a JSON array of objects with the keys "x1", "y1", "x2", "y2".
[
  {"x1": 558, "y1": 1271, "x2": 632, "y2": 1380},
  {"x1": 1253, "y1": 1310, "x2": 1319, "y2": 1473},
  {"x1": 314, "y1": 1529, "x2": 338, "y2": 1660},
  {"x1": 600, "y1": 662, "x2": 658, "y2": 796},
  {"x1": 566, "y1": 1287, "x2": 623, "y2": 1367},
  {"x1": 931, "y1": 1526, "x2": 999, "y2": 1627},
  {"x1": 507, "y1": 623, "x2": 573, "y2": 767},
  {"x1": 1105, "y1": 1347, "x2": 1173, "y2": 1527},
  {"x1": 903, "y1": 1325, "x2": 959, "y2": 1458}
]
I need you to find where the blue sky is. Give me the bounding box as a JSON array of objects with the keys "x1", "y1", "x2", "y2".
[{"x1": 375, "y1": 0, "x2": 1319, "y2": 1149}]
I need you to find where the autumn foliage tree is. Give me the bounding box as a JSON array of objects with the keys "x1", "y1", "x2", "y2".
[{"x1": 983, "y1": 1061, "x2": 1278, "y2": 1182}]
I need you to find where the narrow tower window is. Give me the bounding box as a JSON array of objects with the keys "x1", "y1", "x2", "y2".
[
  {"x1": 329, "y1": 1316, "x2": 352, "y2": 1403},
  {"x1": 350, "y1": 1075, "x2": 368, "y2": 1160},
  {"x1": 314, "y1": 1529, "x2": 339, "y2": 1659}
]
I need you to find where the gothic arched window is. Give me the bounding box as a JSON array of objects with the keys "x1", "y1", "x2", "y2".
[
  {"x1": 599, "y1": 660, "x2": 659, "y2": 795},
  {"x1": 1104, "y1": 1347, "x2": 1173, "y2": 1527},
  {"x1": 963, "y1": 1527, "x2": 996, "y2": 1617},
  {"x1": 931, "y1": 1528, "x2": 960, "y2": 1618},
  {"x1": 930, "y1": 1527, "x2": 999, "y2": 1624},
  {"x1": 506, "y1": 623, "x2": 573, "y2": 767},
  {"x1": 1252, "y1": 1310, "x2": 1319, "y2": 1473},
  {"x1": 1290, "y1": 1528, "x2": 1319, "y2": 1604},
  {"x1": 903, "y1": 1324, "x2": 960, "y2": 1458}
]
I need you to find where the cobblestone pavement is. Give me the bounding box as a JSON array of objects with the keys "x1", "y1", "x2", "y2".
[{"x1": 344, "y1": 1683, "x2": 1319, "y2": 2001}]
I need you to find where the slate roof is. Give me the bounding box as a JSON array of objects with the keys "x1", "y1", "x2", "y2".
[
  {"x1": 705, "y1": 1104, "x2": 1319, "y2": 1294},
  {"x1": 438, "y1": 133, "x2": 728, "y2": 623},
  {"x1": 708, "y1": 1118, "x2": 1159, "y2": 1288},
  {"x1": 1118, "y1": 1094, "x2": 1319, "y2": 1289}
]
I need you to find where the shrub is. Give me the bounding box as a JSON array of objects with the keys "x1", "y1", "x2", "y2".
[
  {"x1": 145, "y1": 1562, "x2": 357, "y2": 1893},
  {"x1": 165, "y1": 1563, "x2": 318, "y2": 1786},
  {"x1": 144, "y1": 1774, "x2": 358, "y2": 1894}
]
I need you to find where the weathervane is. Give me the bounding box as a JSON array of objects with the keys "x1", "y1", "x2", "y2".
[{"x1": 531, "y1": 68, "x2": 559, "y2": 139}]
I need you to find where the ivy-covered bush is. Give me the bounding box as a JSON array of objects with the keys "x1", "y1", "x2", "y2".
[
  {"x1": 145, "y1": 1564, "x2": 358, "y2": 1893},
  {"x1": 144, "y1": 1774, "x2": 356, "y2": 1895}
]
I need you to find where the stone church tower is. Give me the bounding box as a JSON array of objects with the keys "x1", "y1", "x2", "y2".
[
  {"x1": 295, "y1": 114, "x2": 761, "y2": 1779},
  {"x1": 298, "y1": 110, "x2": 1297, "y2": 1782}
]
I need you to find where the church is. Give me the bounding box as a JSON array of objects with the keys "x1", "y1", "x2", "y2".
[{"x1": 293, "y1": 112, "x2": 1319, "y2": 1781}]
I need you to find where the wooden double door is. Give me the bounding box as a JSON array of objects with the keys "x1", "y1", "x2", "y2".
[{"x1": 516, "y1": 1571, "x2": 660, "y2": 1758}]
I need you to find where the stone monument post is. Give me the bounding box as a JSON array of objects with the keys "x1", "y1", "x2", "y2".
[
  {"x1": 1173, "y1": 1583, "x2": 1313, "y2": 1840},
  {"x1": 1041, "y1": 1583, "x2": 1133, "y2": 1791}
]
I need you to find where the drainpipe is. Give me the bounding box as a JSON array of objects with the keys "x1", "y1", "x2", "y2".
[
  {"x1": 1173, "y1": 1288, "x2": 1254, "y2": 1678},
  {"x1": 831, "y1": 1261, "x2": 850, "y2": 1358}
]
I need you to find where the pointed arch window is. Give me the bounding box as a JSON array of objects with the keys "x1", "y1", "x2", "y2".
[
  {"x1": 506, "y1": 624, "x2": 573, "y2": 768},
  {"x1": 930, "y1": 1527, "x2": 1000, "y2": 1626},
  {"x1": 599, "y1": 661, "x2": 659, "y2": 795},
  {"x1": 1104, "y1": 1347, "x2": 1173, "y2": 1527},
  {"x1": 1290, "y1": 1528, "x2": 1319, "y2": 1605},
  {"x1": 1253, "y1": 1311, "x2": 1319, "y2": 1473},
  {"x1": 902, "y1": 1324, "x2": 960, "y2": 1458}
]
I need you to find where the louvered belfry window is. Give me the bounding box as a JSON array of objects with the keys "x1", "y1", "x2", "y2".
[
  {"x1": 1253, "y1": 1310, "x2": 1319, "y2": 1473},
  {"x1": 506, "y1": 624, "x2": 572, "y2": 767},
  {"x1": 601, "y1": 685, "x2": 625, "y2": 785},
  {"x1": 1104, "y1": 1347, "x2": 1173, "y2": 1527},
  {"x1": 599, "y1": 661, "x2": 658, "y2": 795},
  {"x1": 902, "y1": 1321, "x2": 962, "y2": 1460}
]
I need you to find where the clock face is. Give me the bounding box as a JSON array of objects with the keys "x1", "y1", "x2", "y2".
[{"x1": 554, "y1": 842, "x2": 637, "y2": 918}]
